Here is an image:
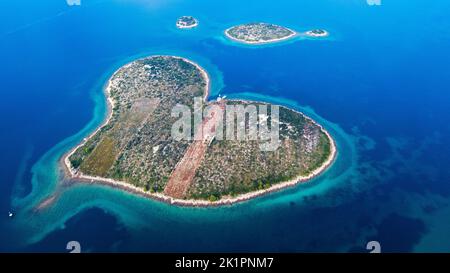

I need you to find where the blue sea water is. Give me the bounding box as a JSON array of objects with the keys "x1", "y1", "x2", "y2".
[{"x1": 1, "y1": 0, "x2": 450, "y2": 252}]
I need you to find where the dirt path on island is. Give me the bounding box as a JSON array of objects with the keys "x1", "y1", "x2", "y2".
[
  {"x1": 163, "y1": 140, "x2": 208, "y2": 198},
  {"x1": 164, "y1": 102, "x2": 224, "y2": 199}
]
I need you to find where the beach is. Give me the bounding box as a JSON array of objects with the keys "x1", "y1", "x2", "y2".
[{"x1": 176, "y1": 22, "x2": 199, "y2": 29}]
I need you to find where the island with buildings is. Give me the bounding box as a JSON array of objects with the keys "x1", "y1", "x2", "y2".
[
  {"x1": 225, "y1": 23, "x2": 297, "y2": 44},
  {"x1": 176, "y1": 16, "x2": 199, "y2": 29},
  {"x1": 64, "y1": 55, "x2": 336, "y2": 206}
]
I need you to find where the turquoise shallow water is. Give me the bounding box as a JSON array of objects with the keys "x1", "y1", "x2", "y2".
[
  {"x1": 6, "y1": 63, "x2": 357, "y2": 249},
  {"x1": 1, "y1": 0, "x2": 450, "y2": 252}
]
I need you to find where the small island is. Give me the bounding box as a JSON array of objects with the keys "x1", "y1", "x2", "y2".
[
  {"x1": 176, "y1": 16, "x2": 198, "y2": 29},
  {"x1": 225, "y1": 23, "x2": 297, "y2": 44},
  {"x1": 305, "y1": 29, "x2": 329, "y2": 38},
  {"x1": 65, "y1": 56, "x2": 336, "y2": 206}
]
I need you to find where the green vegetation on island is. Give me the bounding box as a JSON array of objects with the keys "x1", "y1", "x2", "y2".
[
  {"x1": 305, "y1": 29, "x2": 329, "y2": 38},
  {"x1": 188, "y1": 101, "x2": 332, "y2": 200},
  {"x1": 68, "y1": 56, "x2": 334, "y2": 202},
  {"x1": 176, "y1": 16, "x2": 198, "y2": 29},
  {"x1": 70, "y1": 56, "x2": 205, "y2": 192}
]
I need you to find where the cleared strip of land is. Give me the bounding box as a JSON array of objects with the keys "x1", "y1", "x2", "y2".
[
  {"x1": 164, "y1": 140, "x2": 208, "y2": 198},
  {"x1": 164, "y1": 102, "x2": 224, "y2": 198}
]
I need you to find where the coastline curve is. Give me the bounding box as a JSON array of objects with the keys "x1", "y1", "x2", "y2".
[{"x1": 62, "y1": 55, "x2": 337, "y2": 207}]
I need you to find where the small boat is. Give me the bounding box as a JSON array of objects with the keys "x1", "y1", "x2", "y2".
[{"x1": 8, "y1": 211, "x2": 14, "y2": 218}]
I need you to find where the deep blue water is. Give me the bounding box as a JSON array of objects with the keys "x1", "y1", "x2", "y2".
[{"x1": 1, "y1": 0, "x2": 450, "y2": 252}]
